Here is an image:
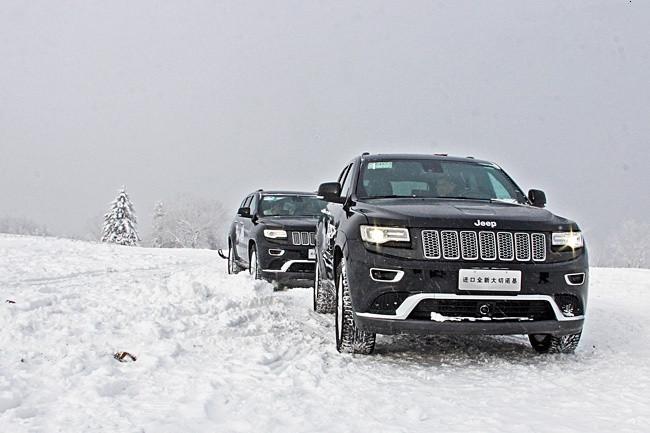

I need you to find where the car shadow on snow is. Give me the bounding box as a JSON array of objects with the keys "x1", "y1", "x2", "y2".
[{"x1": 369, "y1": 333, "x2": 582, "y2": 367}]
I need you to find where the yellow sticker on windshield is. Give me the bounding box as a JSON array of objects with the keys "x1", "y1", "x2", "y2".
[{"x1": 368, "y1": 162, "x2": 393, "y2": 170}]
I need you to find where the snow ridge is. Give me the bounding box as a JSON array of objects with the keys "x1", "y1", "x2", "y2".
[{"x1": 1, "y1": 235, "x2": 649, "y2": 432}]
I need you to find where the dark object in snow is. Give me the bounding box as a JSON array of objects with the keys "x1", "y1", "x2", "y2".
[
  {"x1": 5, "y1": 299, "x2": 16, "y2": 304},
  {"x1": 217, "y1": 249, "x2": 228, "y2": 260},
  {"x1": 114, "y1": 351, "x2": 137, "y2": 362}
]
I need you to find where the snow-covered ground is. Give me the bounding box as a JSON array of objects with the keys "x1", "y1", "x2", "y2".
[{"x1": 1, "y1": 234, "x2": 649, "y2": 433}]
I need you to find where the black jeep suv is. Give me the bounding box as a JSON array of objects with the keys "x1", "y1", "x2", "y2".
[
  {"x1": 314, "y1": 154, "x2": 588, "y2": 355},
  {"x1": 226, "y1": 190, "x2": 326, "y2": 286}
]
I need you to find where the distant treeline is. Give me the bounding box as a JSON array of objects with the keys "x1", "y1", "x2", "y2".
[{"x1": 0, "y1": 216, "x2": 49, "y2": 237}]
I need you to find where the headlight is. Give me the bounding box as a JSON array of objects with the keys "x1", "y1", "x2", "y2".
[
  {"x1": 552, "y1": 232, "x2": 584, "y2": 249},
  {"x1": 263, "y1": 229, "x2": 287, "y2": 239},
  {"x1": 360, "y1": 225, "x2": 410, "y2": 244}
]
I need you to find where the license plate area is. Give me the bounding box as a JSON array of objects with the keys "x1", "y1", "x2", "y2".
[{"x1": 458, "y1": 269, "x2": 521, "y2": 292}]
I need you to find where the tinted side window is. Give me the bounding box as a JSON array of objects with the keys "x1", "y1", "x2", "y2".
[{"x1": 243, "y1": 195, "x2": 253, "y2": 208}]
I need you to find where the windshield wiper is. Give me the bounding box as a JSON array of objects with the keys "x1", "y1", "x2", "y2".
[{"x1": 362, "y1": 195, "x2": 411, "y2": 199}]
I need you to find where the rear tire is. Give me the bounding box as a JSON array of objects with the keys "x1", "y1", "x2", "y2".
[
  {"x1": 335, "y1": 260, "x2": 375, "y2": 354},
  {"x1": 529, "y1": 332, "x2": 582, "y2": 354},
  {"x1": 227, "y1": 242, "x2": 241, "y2": 275},
  {"x1": 249, "y1": 245, "x2": 262, "y2": 280},
  {"x1": 313, "y1": 260, "x2": 335, "y2": 314}
]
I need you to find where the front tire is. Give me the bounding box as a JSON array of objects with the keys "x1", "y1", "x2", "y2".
[
  {"x1": 529, "y1": 332, "x2": 582, "y2": 354},
  {"x1": 249, "y1": 245, "x2": 262, "y2": 280},
  {"x1": 313, "y1": 260, "x2": 335, "y2": 314},
  {"x1": 335, "y1": 260, "x2": 376, "y2": 354}
]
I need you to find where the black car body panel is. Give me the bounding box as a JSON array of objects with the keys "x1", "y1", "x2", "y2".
[
  {"x1": 315, "y1": 154, "x2": 588, "y2": 337},
  {"x1": 228, "y1": 190, "x2": 324, "y2": 285}
]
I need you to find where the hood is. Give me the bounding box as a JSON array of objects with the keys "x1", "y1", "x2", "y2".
[
  {"x1": 354, "y1": 198, "x2": 577, "y2": 231},
  {"x1": 256, "y1": 216, "x2": 319, "y2": 231}
]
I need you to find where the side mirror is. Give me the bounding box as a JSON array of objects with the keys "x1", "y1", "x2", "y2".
[
  {"x1": 318, "y1": 182, "x2": 344, "y2": 203},
  {"x1": 528, "y1": 189, "x2": 547, "y2": 208},
  {"x1": 237, "y1": 207, "x2": 251, "y2": 218}
]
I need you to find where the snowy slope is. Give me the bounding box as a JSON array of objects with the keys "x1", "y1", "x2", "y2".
[{"x1": 1, "y1": 234, "x2": 648, "y2": 433}]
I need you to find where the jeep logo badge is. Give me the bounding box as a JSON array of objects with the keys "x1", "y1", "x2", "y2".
[{"x1": 474, "y1": 219, "x2": 497, "y2": 228}]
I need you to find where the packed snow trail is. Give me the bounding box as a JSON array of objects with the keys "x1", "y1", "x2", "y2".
[{"x1": 1, "y1": 235, "x2": 648, "y2": 432}]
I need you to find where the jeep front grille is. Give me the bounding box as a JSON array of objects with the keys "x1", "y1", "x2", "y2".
[
  {"x1": 291, "y1": 231, "x2": 315, "y2": 246},
  {"x1": 421, "y1": 230, "x2": 546, "y2": 262}
]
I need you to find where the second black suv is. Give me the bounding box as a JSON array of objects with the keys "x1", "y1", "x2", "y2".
[
  {"x1": 314, "y1": 154, "x2": 588, "y2": 355},
  {"x1": 226, "y1": 190, "x2": 326, "y2": 286}
]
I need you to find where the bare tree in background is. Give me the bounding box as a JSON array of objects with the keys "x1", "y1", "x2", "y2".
[
  {"x1": 148, "y1": 195, "x2": 228, "y2": 250},
  {"x1": 0, "y1": 216, "x2": 48, "y2": 236},
  {"x1": 607, "y1": 219, "x2": 649, "y2": 268}
]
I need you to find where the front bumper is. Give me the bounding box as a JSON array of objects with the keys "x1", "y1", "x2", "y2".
[
  {"x1": 345, "y1": 240, "x2": 588, "y2": 336},
  {"x1": 355, "y1": 314, "x2": 584, "y2": 336},
  {"x1": 257, "y1": 238, "x2": 315, "y2": 282}
]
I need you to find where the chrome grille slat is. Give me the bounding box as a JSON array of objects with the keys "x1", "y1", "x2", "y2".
[
  {"x1": 497, "y1": 232, "x2": 514, "y2": 261},
  {"x1": 531, "y1": 233, "x2": 546, "y2": 262},
  {"x1": 479, "y1": 231, "x2": 497, "y2": 261},
  {"x1": 441, "y1": 231, "x2": 460, "y2": 259},
  {"x1": 421, "y1": 230, "x2": 441, "y2": 259},
  {"x1": 421, "y1": 230, "x2": 546, "y2": 262},
  {"x1": 291, "y1": 231, "x2": 315, "y2": 246},
  {"x1": 460, "y1": 231, "x2": 478, "y2": 260},
  {"x1": 514, "y1": 233, "x2": 531, "y2": 261}
]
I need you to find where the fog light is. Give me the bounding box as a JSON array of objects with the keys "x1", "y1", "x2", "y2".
[
  {"x1": 369, "y1": 268, "x2": 405, "y2": 282},
  {"x1": 554, "y1": 294, "x2": 584, "y2": 317},
  {"x1": 564, "y1": 273, "x2": 585, "y2": 286},
  {"x1": 268, "y1": 249, "x2": 285, "y2": 256}
]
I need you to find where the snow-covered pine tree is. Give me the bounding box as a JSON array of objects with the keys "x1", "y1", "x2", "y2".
[
  {"x1": 101, "y1": 187, "x2": 140, "y2": 246},
  {"x1": 151, "y1": 201, "x2": 166, "y2": 248}
]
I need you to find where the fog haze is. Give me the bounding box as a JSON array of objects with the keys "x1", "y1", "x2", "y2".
[{"x1": 1, "y1": 1, "x2": 648, "y2": 262}]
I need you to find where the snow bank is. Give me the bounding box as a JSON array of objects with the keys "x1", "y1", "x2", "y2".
[{"x1": 1, "y1": 234, "x2": 648, "y2": 432}]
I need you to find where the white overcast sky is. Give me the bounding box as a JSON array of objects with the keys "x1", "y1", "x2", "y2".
[{"x1": 1, "y1": 1, "x2": 648, "y2": 259}]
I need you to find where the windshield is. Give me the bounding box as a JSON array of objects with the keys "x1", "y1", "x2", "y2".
[
  {"x1": 259, "y1": 195, "x2": 326, "y2": 217},
  {"x1": 357, "y1": 159, "x2": 527, "y2": 203}
]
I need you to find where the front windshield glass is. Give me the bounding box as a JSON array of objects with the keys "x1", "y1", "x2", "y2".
[
  {"x1": 357, "y1": 159, "x2": 527, "y2": 203},
  {"x1": 259, "y1": 195, "x2": 326, "y2": 217}
]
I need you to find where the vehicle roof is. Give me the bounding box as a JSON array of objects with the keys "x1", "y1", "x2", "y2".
[
  {"x1": 359, "y1": 153, "x2": 495, "y2": 166},
  {"x1": 257, "y1": 190, "x2": 318, "y2": 196}
]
